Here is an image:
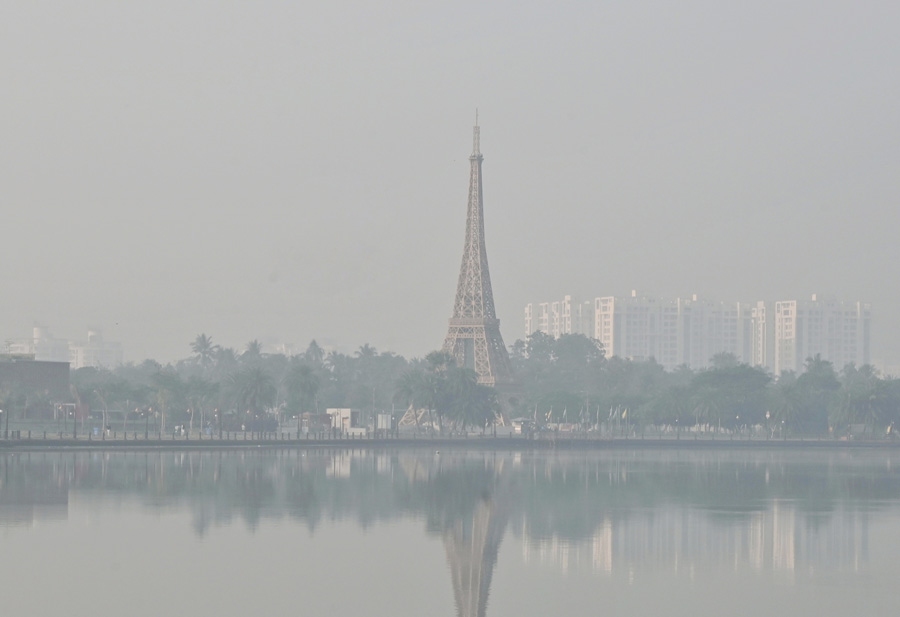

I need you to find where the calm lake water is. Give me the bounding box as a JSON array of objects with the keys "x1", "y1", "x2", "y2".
[{"x1": 2, "y1": 446, "x2": 899, "y2": 616}]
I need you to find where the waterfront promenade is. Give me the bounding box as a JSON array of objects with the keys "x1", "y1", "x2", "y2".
[{"x1": 1, "y1": 428, "x2": 897, "y2": 450}]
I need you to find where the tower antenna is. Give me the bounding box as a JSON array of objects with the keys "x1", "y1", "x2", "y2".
[{"x1": 472, "y1": 109, "x2": 481, "y2": 155}]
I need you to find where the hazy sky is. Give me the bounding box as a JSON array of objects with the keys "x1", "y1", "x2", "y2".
[{"x1": 2, "y1": 1, "x2": 899, "y2": 364}]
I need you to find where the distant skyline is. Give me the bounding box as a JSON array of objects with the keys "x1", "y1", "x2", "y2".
[{"x1": 3, "y1": 2, "x2": 898, "y2": 365}]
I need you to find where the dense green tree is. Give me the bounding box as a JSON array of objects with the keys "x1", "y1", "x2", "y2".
[
  {"x1": 285, "y1": 362, "x2": 321, "y2": 418},
  {"x1": 185, "y1": 376, "x2": 219, "y2": 436},
  {"x1": 690, "y1": 364, "x2": 771, "y2": 431},
  {"x1": 511, "y1": 333, "x2": 606, "y2": 420},
  {"x1": 394, "y1": 369, "x2": 432, "y2": 431},
  {"x1": 229, "y1": 367, "x2": 276, "y2": 418},
  {"x1": 794, "y1": 355, "x2": 840, "y2": 435},
  {"x1": 151, "y1": 370, "x2": 186, "y2": 434}
]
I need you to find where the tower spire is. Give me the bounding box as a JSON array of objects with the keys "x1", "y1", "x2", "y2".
[{"x1": 472, "y1": 109, "x2": 481, "y2": 157}]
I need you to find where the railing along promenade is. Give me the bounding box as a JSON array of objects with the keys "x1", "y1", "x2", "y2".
[{"x1": 0, "y1": 425, "x2": 897, "y2": 449}]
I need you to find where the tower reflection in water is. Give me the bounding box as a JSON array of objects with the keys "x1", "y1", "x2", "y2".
[{"x1": 1, "y1": 449, "x2": 895, "y2": 615}]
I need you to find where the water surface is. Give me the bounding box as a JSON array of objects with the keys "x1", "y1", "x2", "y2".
[{"x1": 1, "y1": 447, "x2": 898, "y2": 616}]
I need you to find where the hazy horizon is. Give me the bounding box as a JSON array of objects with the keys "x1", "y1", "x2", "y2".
[{"x1": 3, "y1": 1, "x2": 898, "y2": 365}]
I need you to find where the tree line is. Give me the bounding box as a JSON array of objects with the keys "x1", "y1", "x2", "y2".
[
  {"x1": 511, "y1": 332, "x2": 899, "y2": 438},
  {"x1": 5, "y1": 332, "x2": 896, "y2": 438}
]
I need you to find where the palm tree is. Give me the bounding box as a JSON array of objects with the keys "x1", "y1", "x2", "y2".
[
  {"x1": 186, "y1": 377, "x2": 219, "y2": 437},
  {"x1": 152, "y1": 371, "x2": 185, "y2": 435},
  {"x1": 93, "y1": 387, "x2": 110, "y2": 435},
  {"x1": 769, "y1": 372, "x2": 801, "y2": 438},
  {"x1": 229, "y1": 367, "x2": 276, "y2": 431},
  {"x1": 285, "y1": 363, "x2": 321, "y2": 434},
  {"x1": 834, "y1": 367, "x2": 892, "y2": 437},
  {"x1": 190, "y1": 334, "x2": 218, "y2": 369},
  {"x1": 304, "y1": 340, "x2": 325, "y2": 366},
  {"x1": 425, "y1": 350, "x2": 454, "y2": 373},
  {"x1": 211, "y1": 347, "x2": 239, "y2": 381},
  {"x1": 444, "y1": 368, "x2": 498, "y2": 432},
  {"x1": 394, "y1": 369, "x2": 434, "y2": 433},
  {"x1": 356, "y1": 344, "x2": 378, "y2": 361},
  {"x1": 242, "y1": 340, "x2": 264, "y2": 364}
]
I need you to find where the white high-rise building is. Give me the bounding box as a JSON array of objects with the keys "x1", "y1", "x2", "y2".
[
  {"x1": 69, "y1": 329, "x2": 124, "y2": 369},
  {"x1": 680, "y1": 296, "x2": 753, "y2": 369},
  {"x1": 526, "y1": 293, "x2": 870, "y2": 373},
  {"x1": 593, "y1": 293, "x2": 753, "y2": 370},
  {"x1": 524, "y1": 304, "x2": 535, "y2": 337},
  {"x1": 5, "y1": 326, "x2": 71, "y2": 362},
  {"x1": 5, "y1": 326, "x2": 124, "y2": 369},
  {"x1": 594, "y1": 292, "x2": 682, "y2": 366},
  {"x1": 751, "y1": 302, "x2": 773, "y2": 371},
  {"x1": 524, "y1": 296, "x2": 593, "y2": 339},
  {"x1": 774, "y1": 295, "x2": 871, "y2": 374}
]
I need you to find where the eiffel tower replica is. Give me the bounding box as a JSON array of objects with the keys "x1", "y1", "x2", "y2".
[{"x1": 443, "y1": 116, "x2": 514, "y2": 390}]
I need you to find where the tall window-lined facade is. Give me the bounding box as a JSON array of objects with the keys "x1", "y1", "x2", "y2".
[{"x1": 526, "y1": 292, "x2": 870, "y2": 373}]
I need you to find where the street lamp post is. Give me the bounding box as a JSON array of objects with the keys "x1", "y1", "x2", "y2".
[{"x1": 0, "y1": 409, "x2": 5, "y2": 440}]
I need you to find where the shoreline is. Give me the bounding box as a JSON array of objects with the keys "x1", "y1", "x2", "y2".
[{"x1": 2, "y1": 435, "x2": 898, "y2": 452}]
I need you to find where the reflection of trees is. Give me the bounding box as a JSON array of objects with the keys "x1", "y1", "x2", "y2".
[
  {"x1": 3, "y1": 449, "x2": 898, "y2": 544},
  {"x1": 4, "y1": 449, "x2": 899, "y2": 615}
]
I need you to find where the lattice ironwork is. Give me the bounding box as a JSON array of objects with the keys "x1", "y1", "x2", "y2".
[{"x1": 442, "y1": 118, "x2": 513, "y2": 389}]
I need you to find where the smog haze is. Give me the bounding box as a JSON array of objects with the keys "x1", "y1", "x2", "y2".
[{"x1": 2, "y1": 1, "x2": 898, "y2": 363}]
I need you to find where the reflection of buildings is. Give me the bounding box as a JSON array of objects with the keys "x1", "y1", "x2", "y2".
[
  {"x1": 519, "y1": 501, "x2": 869, "y2": 577},
  {"x1": 0, "y1": 448, "x2": 884, "y2": 606},
  {"x1": 0, "y1": 487, "x2": 68, "y2": 526},
  {"x1": 0, "y1": 458, "x2": 69, "y2": 526}
]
